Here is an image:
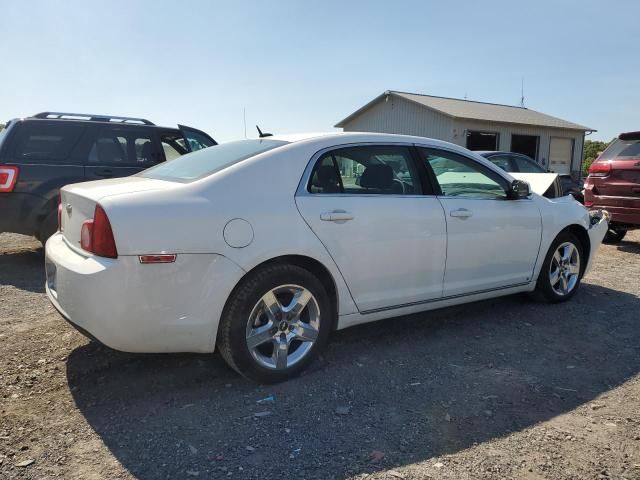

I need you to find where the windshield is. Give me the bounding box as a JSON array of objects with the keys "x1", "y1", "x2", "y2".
[{"x1": 140, "y1": 139, "x2": 288, "y2": 182}]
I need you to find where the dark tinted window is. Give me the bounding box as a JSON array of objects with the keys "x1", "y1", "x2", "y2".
[
  {"x1": 309, "y1": 146, "x2": 422, "y2": 195},
  {"x1": 13, "y1": 122, "x2": 83, "y2": 163},
  {"x1": 487, "y1": 154, "x2": 512, "y2": 172},
  {"x1": 88, "y1": 128, "x2": 158, "y2": 166},
  {"x1": 600, "y1": 138, "x2": 640, "y2": 160},
  {"x1": 513, "y1": 155, "x2": 545, "y2": 173}
]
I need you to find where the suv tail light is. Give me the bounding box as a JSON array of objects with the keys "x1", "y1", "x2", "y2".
[
  {"x1": 588, "y1": 161, "x2": 611, "y2": 177},
  {"x1": 0, "y1": 166, "x2": 19, "y2": 192},
  {"x1": 80, "y1": 205, "x2": 118, "y2": 258}
]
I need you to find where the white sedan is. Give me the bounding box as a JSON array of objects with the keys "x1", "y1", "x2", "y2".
[{"x1": 45, "y1": 132, "x2": 609, "y2": 383}]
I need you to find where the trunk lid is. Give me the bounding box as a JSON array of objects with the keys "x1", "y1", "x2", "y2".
[{"x1": 60, "y1": 176, "x2": 175, "y2": 247}]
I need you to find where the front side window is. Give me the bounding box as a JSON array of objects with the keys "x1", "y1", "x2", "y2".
[
  {"x1": 140, "y1": 139, "x2": 287, "y2": 182},
  {"x1": 308, "y1": 145, "x2": 421, "y2": 195},
  {"x1": 513, "y1": 155, "x2": 546, "y2": 173},
  {"x1": 88, "y1": 128, "x2": 157, "y2": 166},
  {"x1": 420, "y1": 148, "x2": 508, "y2": 199},
  {"x1": 13, "y1": 123, "x2": 84, "y2": 163}
]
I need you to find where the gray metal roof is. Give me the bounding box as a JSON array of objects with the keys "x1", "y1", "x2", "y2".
[{"x1": 336, "y1": 90, "x2": 594, "y2": 131}]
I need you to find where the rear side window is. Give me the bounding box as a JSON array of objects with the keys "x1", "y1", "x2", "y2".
[
  {"x1": 12, "y1": 123, "x2": 83, "y2": 163},
  {"x1": 88, "y1": 128, "x2": 158, "y2": 166},
  {"x1": 308, "y1": 145, "x2": 422, "y2": 195},
  {"x1": 599, "y1": 138, "x2": 640, "y2": 160}
]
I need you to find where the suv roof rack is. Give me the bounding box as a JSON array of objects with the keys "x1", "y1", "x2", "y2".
[{"x1": 32, "y1": 112, "x2": 155, "y2": 125}]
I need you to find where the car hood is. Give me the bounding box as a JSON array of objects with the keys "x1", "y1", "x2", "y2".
[{"x1": 510, "y1": 172, "x2": 559, "y2": 196}]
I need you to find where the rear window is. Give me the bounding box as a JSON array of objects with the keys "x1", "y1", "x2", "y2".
[
  {"x1": 140, "y1": 139, "x2": 288, "y2": 182},
  {"x1": 12, "y1": 122, "x2": 84, "y2": 163},
  {"x1": 599, "y1": 138, "x2": 640, "y2": 161}
]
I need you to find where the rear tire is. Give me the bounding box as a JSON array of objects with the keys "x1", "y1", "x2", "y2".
[
  {"x1": 217, "y1": 263, "x2": 333, "y2": 383},
  {"x1": 603, "y1": 228, "x2": 626, "y2": 244},
  {"x1": 38, "y1": 209, "x2": 58, "y2": 246},
  {"x1": 533, "y1": 231, "x2": 583, "y2": 303}
]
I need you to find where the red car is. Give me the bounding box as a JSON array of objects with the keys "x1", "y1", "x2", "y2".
[{"x1": 584, "y1": 131, "x2": 640, "y2": 243}]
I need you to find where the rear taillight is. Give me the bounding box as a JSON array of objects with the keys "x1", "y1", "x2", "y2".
[
  {"x1": 80, "y1": 204, "x2": 118, "y2": 258},
  {"x1": 588, "y1": 161, "x2": 611, "y2": 177},
  {"x1": 0, "y1": 166, "x2": 19, "y2": 192}
]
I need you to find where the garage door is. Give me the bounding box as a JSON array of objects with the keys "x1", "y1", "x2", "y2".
[{"x1": 549, "y1": 137, "x2": 573, "y2": 174}]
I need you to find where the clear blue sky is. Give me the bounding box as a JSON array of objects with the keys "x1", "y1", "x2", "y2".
[{"x1": 1, "y1": 0, "x2": 637, "y2": 143}]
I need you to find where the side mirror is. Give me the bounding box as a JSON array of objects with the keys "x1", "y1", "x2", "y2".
[{"x1": 507, "y1": 179, "x2": 530, "y2": 199}]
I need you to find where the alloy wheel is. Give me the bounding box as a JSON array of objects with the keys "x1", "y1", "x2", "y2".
[
  {"x1": 245, "y1": 284, "x2": 320, "y2": 370},
  {"x1": 549, "y1": 242, "x2": 580, "y2": 296}
]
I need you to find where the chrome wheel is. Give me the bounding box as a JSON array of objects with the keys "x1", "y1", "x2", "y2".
[
  {"x1": 245, "y1": 284, "x2": 320, "y2": 370},
  {"x1": 549, "y1": 242, "x2": 580, "y2": 296}
]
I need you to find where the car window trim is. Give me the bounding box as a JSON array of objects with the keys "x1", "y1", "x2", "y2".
[{"x1": 297, "y1": 142, "x2": 436, "y2": 198}]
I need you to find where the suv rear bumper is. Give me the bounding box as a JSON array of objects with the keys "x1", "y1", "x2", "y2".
[{"x1": 584, "y1": 188, "x2": 640, "y2": 227}]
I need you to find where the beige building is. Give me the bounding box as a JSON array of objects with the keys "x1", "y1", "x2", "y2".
[{"x1": 335, "y1": 90, "x2": 595, "y2": 177}]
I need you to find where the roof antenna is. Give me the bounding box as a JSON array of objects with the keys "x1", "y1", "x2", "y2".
[
  {"x1": 520, "y1": 78, "x2": 525, "y2": 107},
  {"x1": 256, "y1": 125, "x2": 272, "y2": 138}
]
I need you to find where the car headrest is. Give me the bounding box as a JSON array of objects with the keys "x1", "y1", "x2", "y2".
[
  {"x1": 314, "y1": 165, "x2": 341, "y2": 193},
  {"x1": 360, "y1": 164, "x2": 394, "y2": 190}
]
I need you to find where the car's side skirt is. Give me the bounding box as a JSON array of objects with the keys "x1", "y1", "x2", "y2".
[{"x1": 336, "y1": 281, "x2": 534, "y2": 330}]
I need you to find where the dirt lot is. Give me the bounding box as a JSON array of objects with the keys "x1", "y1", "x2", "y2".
[{"x1": 1, "y1": 232, "x2": 639, "y2": 480}]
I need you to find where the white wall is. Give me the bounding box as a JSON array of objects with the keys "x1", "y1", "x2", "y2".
[
  {"x1": 341, "y1": 95, "x2": 455, "y2": 142},
  {"x1": 452, "y1": 119, "x2": 585, "y2": 176}
]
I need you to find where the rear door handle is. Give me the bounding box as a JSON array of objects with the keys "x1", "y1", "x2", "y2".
[
  {"x1": 320, "y1": 210, "x2": 354, "y2": 222},
  {"x1": 450, "y1": 208, "x2": 473, "y2": 218}
]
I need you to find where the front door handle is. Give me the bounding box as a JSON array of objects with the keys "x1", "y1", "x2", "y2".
[
  {"x1": 450, "y1": 208, "x2": 473, "y2": 218},
  {"x1": 320, "y1": 210, "x2": 354, "y2": 222}
]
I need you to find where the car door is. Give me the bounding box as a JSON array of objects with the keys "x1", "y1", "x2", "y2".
[
  {"x1": 84, "y1": 126, "x2": 161, "y2": 180},
  {"x1": 295, "y1": 144, "x2": 447, "y2": 313},
  {"x1": 418, "y1": 147, "x2": 542, "y2": 297},
  {"x1": 178, "y1": 125, "x2": 217, "y2": 152}
]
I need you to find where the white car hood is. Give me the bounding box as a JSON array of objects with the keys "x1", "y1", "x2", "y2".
[{"x1": 509, "y1": 172, "x2": 559, "y2": 195}]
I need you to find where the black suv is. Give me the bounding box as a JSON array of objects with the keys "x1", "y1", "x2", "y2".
[{"x1": 0, "y1": 112, "x2": 216, "y2": 244}]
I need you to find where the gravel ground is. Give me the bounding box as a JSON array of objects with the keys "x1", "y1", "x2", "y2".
[{"x1": 1, "y1": 231, "x2": 639, "y2": 480}]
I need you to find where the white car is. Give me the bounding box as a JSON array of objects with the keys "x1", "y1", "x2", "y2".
[{"x1": 45, "y1": 132, "x2": 609, "y2": 383}]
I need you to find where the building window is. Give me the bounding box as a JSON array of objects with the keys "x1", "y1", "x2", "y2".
[{"x1": 466, "y1": 131, "x2": 499, "y2": 151}]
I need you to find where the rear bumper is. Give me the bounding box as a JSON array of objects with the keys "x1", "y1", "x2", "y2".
[
  {"x1": 585, "y1": 193, "x2": 640, "y2": 227},
  {"x1": 45, "y1": 233, "x2": 245, "y2": 353}
]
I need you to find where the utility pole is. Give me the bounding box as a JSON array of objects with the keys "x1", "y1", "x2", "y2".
[{"x1": 520, "y1": 78, "x2": 525, "y2": 107}]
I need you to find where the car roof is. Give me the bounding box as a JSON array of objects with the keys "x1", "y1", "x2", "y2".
[
  {"x1": 20, "y1": 112, "x2": 177, "y2": 131},
  {"x1": 477, "y1": 150, "x2": 529, "y2": 157},
  {"x1": 268, "y1": 131, "x2": 471, "y2": 152}
]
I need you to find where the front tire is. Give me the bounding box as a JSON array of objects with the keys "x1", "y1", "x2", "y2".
[
  {"x1": 217, "y1": 263, "x2": 333, "y2": 383},
  {"x1": 533, "y1": 231, "x2": 583, "y2": 303},
  {"x1": 603, "y1": 228, "x2": 626, "y2": 244}
]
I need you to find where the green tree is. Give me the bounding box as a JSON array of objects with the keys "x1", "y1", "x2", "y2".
[{"x1": 582, "y1": 139, "x2": 610, "y2": 176}]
